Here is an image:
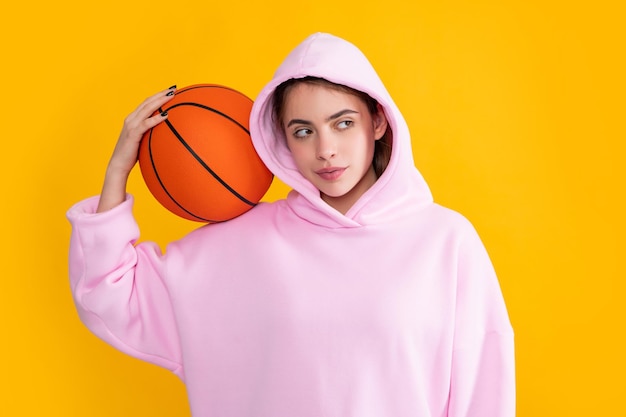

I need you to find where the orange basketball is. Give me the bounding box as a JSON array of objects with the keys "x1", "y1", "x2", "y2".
[{"x1": 138, "y1": 84, "x2": 273, "y2": 222}]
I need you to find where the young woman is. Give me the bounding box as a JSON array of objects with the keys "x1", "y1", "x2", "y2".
[{"x1": 68, "y1": 32, "x2": 515, "y2": 416}]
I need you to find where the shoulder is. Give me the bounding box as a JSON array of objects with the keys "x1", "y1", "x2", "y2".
[
  {"x1": 166, "y1": 200, "x2": 286, "y2": 251},
  {"x1": 418, "y1": 202, "x2": 480, "y2": 237}
]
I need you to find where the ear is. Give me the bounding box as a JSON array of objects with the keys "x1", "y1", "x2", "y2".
[{"x1": 373, "y1": 103, "x2": 388, "y2": 141}]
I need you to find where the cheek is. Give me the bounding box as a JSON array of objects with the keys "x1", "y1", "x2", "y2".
[
  {"x1": 354, "y1": 131, "x2": 377, "y2": 159},
  {"x1": 286, "y1": 142, "x2": 310, "y2": 166}
]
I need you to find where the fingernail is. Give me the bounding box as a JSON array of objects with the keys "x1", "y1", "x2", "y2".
[
  {"x1": 168, "y1": 85, "x2": 176, "y2": 90},
  {"x1": 161, "y1": 111, "x2": 168, "y2": 117},
  {"x1": 166, "y1": 90, "x2": 174, "y2": 96}
]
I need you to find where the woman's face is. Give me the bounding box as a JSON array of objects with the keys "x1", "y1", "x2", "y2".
[{"x1": 281, "y1": 83, "x2": 388, "y2": 214}]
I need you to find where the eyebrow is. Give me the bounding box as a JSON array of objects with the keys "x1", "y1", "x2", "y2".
[{"x1": 286, "y1": 109, "x2": 359, "y2": 128}]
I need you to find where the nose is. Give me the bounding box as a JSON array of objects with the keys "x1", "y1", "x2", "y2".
[{"x1": 316, "y1": 132, "x2": 336, "y2": 161}]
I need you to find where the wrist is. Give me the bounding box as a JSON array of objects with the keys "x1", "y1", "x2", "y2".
[{"x1": 98, "y1": 168, "x2": 131, "y2": 213}]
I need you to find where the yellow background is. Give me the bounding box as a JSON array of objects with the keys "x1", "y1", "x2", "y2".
[{"x1": 2, "y1": 0, "x2": 624, "y2": 415}]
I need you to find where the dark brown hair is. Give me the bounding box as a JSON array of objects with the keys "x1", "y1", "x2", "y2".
[{"x1": 272, "y1": 77, "x2": 393, "y2": 178}]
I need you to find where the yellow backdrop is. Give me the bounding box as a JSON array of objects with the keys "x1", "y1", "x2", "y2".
[{"x1": 2, "y1": 0, "x2": 624, "y2": 415}]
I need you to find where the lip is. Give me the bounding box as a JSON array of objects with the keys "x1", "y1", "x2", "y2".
[{"x1": 315, "y1": 166, "x2": 346, "y2": 181}]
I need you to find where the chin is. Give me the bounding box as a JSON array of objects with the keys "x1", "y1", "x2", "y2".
[{"x1": 319, "y1": 186, "x2": 349, "y2": 197}]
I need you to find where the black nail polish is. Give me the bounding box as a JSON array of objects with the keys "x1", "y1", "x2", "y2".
[
  {"x1": 161, "y1": 111, "x2": 168, "y2": 117},
  {"x1": 168, "y1": 85, "x2": 176, "y2": 90},
  {"x1": 166, "y1": 90, "x2": 174, "y2": 96}
]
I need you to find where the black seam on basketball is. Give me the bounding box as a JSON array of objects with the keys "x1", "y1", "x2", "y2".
[
  {"x1": 147, "y1": 122, "x2": 218, "y2": 222},
  {"x1": 162, "y1": 116, "x2": 257, "y2": 207},
  {"x1": 163, "y1": 102, "x2": 250, "y2": 135}
]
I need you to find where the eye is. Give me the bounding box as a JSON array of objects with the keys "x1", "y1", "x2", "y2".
[
  {"x1": 293, "y1": 127, "x2": 313, "y2": 138},
  {"x1": 337, "y1": 120, "x2": 353, "y2": 130}
]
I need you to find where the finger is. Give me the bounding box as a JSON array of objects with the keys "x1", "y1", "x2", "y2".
[
  {"x1": 123, "y1": 110, "x2": 168, "y2": 142},
  {"x1": 121, "y1": 86, "x2": 176, "y2": 140},
  {"x1": 134, "y1": 86, "x2": 176, "y2": 118},
  {"x1": 133, "y1": 85, "x2": 177, "y2": 120},
  {"x1": 142, "y1": 110, "x2": 170, "y2": 132}
]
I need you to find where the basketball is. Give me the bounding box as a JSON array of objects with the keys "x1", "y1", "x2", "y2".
[{"x1": 138, "y1": 84, "x2": 273, "y2": 222}]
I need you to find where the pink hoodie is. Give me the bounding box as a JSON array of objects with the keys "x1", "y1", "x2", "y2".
[{"x1": 67, "y1": 33, "x2": 515, "y2": 416}]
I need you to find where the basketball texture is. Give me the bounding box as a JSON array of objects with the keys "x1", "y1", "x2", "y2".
[{"x1": 138, "y1": 84, "x2": 273, "y2": 222}]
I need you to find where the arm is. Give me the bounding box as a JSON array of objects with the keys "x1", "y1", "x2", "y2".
[
  {"x1": 448, "y1": 225, "x2": 516, "y2": 416},
  {"x1": 68, "y1": 196, "x2": 184, "y2": 376},
  {"x1": 67, "y1": 87, "x2": 185, "y2": 375},
  {"x1": 98, "y1": 86, "x2": 175, "y2": 212}
]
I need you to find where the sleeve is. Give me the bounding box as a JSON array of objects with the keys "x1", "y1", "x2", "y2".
[
  {"x1": 66, "y1": 195, "x2": 184, "y2": 378},
  {"x1": 448, "y1": 224, "x2": 516, "y2": 417}
]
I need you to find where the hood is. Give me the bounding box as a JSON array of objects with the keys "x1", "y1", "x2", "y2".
[{"x1": 250, "y1": 32, "x2": 432, "y2": 228}]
